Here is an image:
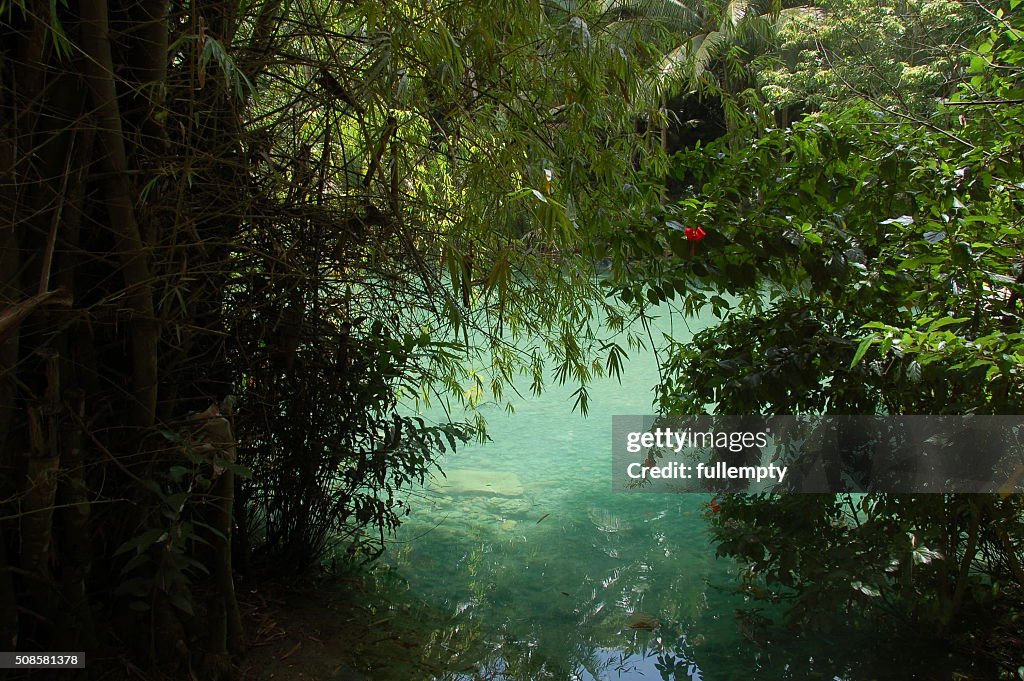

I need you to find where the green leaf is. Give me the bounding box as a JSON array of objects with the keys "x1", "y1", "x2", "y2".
[
  {"x1": 168, "y1": 465, "x2": 190, "y2": 483},
  {"x1": 927, "y1": 317, "x2": 969, "y2": 331},
  {"x1": 851, "y1": 581, "x2": 881, "y2": 597},
  {"x1": 115, "y1": 528, "x2": 168, "y2": 556},
  {"x1": 160, "y1": 430, "x2": 183, "y2": 443},
  {"x1": 906, "y1": 360, "x2": 922, "y2": 383},
  {"x1": 850, "y1": 335, "x2": 876, "y2": 368},
  {"x1": 212, "y1": 459, "x2": 254, "y2": 479},
  {"x1": 168, "y1": 590, "x2": 195, "y2": 616},
  {"x1": 911, "y1": 546, "x2": 943, "y2": 565},
  {"x1": 119, "y1": 552, "x2": 151, "y2": 577}
]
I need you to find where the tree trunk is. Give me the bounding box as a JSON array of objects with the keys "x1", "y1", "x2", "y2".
[
  {"x1": 79, "y1": 0, "x2": 159, "y2": 429},
  {"x1": 197, "y1": 412, "x2": 245, "y2": 678},
  {"x1": 56, "y1": 391, "x2": 96, "y2": 649},
  {"x1": 21, "y1": 353, "x2": 62, "y2": 640},
  {"x1": 950, "y1": 499, "x2": 982, "y2": 625}
]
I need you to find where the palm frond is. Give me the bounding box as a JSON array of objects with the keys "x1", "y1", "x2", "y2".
[{"x1": 659, "y1": 30, "x2": 727, "y2": 92}]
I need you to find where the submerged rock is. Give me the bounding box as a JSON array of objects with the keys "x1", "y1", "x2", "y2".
[
  {"x1": 432, "y1": 469, "x2": 525, "y2": 497},
  {"x1": 626, "y1": 611, "x2": 660, "y2": 630}
]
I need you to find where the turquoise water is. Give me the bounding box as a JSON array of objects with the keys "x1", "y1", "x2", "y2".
[{"x1": 381, "y1": 311, "x2": 973, "y2": 680}]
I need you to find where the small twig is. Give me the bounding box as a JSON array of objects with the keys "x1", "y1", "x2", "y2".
[
  {"x1": 944, "y1": 99, "x2": 1024, "y2": 106},
  {"x1": 279, "y1": 641, "x2": 301, "y2": 661},
  {"x1": 39, "y1": 132, "x2": 76, "y2": 295}
]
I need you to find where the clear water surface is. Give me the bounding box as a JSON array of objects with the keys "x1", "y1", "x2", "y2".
[{"x1": 379, "y1": 308, "x2": 979, "y2": 681}]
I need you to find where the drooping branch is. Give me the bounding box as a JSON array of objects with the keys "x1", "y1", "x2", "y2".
[{"x1": 0, "y1": 289, "x2": 73, "y2": 344}]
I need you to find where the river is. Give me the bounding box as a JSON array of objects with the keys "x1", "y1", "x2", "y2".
[{"x1": 372, "y1": 305, "x2": 978, "y2": 680}]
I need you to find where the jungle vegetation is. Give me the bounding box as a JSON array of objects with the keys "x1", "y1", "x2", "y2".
[
  {"x1": 1, "y1": 0, "x2": 1022, "y2": 678},
  {"x1": 641, "y1": 1, "x2": 1024, "y2": 671}
]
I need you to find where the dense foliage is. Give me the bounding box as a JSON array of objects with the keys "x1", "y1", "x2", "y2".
[
  {"x1": 610, "y1": 2, "x2": 1024, "y2": 670},
  {"x1": 755, "y1": 0, "x2": 988, "y2": 116},
  {"x1": 2, "y1": 0, "x2": 1023, "y2": 676},
  {"x1": 0, "y1": 0, "x2": 669, "y2": 674}
]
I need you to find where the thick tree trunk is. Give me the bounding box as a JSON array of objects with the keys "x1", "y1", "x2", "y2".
[
  {"x1": 197, "y1": 412, "x2": 244, "y2": 679},
  {"x1": 79, "y1": 0, "x2": 159, "y2": 429},
  {"x1": 123, "y1": 0, "x2": 168, "y2": 146}
]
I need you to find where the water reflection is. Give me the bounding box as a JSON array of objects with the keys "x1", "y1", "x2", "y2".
[
  {"x1": 380, "y1": 482, "x2": 984, "y2": 680},
  {"x1": 382, "y1": 309, "x2": 778, "y2": 679},
  {"x1": 376, "y1": 305, "x2": 986, "y2": 680},
  {"x1": 386, "y1": 482, "x2": 761, "y2": 680}
]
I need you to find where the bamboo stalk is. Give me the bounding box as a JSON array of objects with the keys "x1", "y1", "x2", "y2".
[{"x1": 79, "y1": 0, "x2": 159, "y2": 429}]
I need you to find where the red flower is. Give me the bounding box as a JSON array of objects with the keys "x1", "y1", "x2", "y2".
[
  {"x1": 709, "y1": 496, "x2": 721, "y2": 514},
  {"x1": 642, "y1": 456, "x2": 656, "y2": 469},
  {"x1": 684, "y1": 226, "x2": 707, "y2": 242},
  {"x1": 683, "y1": 226, "x2": 707, "y2": 256}
]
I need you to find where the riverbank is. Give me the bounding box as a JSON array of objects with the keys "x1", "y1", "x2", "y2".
[{"x1": 238, "y1": 572, "x2": 445, "y2": 681}]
